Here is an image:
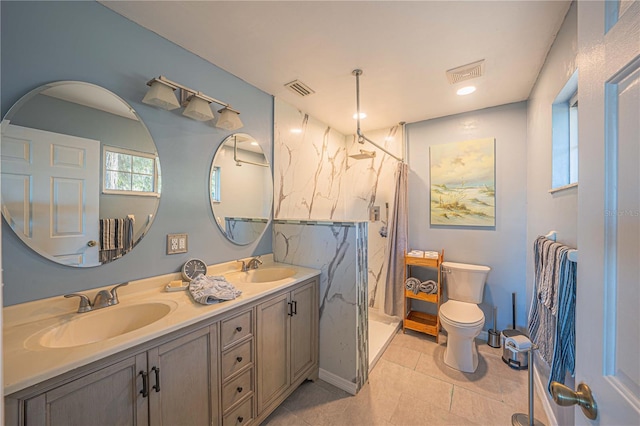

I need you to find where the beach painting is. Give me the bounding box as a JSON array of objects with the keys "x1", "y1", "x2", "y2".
[{"x1": 430, "y1": 138, "x2": 495, "y2": 226}]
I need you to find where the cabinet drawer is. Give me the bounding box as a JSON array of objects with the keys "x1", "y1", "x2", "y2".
[
  {"x1": 223, "y1": 396, "x2": 253, "y2": 426},
  {"x1": 222, "y1": 339, "x2": 253, "y2": 380},
  {"x1": 222, "y1": 368, "x2": 253, "y2": 412},
  {"x1": 221, "y1": 310, "x2": 253, "y2": 348}
]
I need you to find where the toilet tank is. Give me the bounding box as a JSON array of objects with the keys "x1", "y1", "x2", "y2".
[{"x1": 442, "y1": 261, "x2": 491, "y2": 304}]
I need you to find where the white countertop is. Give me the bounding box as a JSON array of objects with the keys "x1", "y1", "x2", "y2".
[{"x1": 3, "y1": 255, "x2": 320, "y2": 395}]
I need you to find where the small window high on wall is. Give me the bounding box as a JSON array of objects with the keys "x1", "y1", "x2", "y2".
[{"x1": 551, "y1": 70, "x2": 579, "y2": 191}]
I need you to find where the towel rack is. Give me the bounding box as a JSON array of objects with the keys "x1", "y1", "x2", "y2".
[{"x1": 545, "y1": 231, "x2": 578, "y2": 262}]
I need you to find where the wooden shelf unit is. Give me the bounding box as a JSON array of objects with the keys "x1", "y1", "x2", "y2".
[{"x1": 403, "y1": 250, "x2": 444, "y2": 342}]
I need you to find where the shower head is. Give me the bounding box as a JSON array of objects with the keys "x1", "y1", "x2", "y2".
[{"x1": 349, "y1": 149, "x2": 376, "y2": 160}]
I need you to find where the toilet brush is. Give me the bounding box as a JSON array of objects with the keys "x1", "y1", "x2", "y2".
[{"x1": 488, "y1": 306, "x2": 501, "y2": 348}]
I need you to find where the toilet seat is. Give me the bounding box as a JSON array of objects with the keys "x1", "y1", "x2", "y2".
[{"x1": 440, "y1": 300, "x2": 484, "y2": 328}]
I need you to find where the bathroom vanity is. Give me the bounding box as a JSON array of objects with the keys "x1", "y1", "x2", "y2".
[{"x1": 3, "y1": 258, "x2": 319, "y2": 426}]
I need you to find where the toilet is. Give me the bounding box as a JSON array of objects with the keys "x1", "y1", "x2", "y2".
[{"x1": 439, "y1": 261, "x2": 491, "y2": 373}]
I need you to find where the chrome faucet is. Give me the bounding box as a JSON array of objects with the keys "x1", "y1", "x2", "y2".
[
  {"x1": 237, "y1": 257, "x2": 262, "y2": 272},
  {"x1": 65, "y1": 282, "x2": 129, "y2": 313},
  {"x1": 247, "y1": 256, "x2": 262, "y2": 270}
]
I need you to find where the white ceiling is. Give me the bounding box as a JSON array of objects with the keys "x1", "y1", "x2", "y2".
[{"x1": 101, "y1": 1, "x2": 571, "y2": 135}]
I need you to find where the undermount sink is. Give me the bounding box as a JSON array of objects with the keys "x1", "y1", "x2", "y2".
[
  {"x1": 225, "y1": 267, "x2": 297, "y2": 284},
  {"x1": 30, "y1": 301, "x2": 176, "y2": 349}
]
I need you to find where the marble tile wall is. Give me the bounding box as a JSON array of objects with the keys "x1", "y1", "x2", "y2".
[
  {"x1": 273, "y1": 99, "x2": 403, "y2": 393},
  {"x1": 274, "y1": 98, "x2": 402, "y2": 310},
  {"x1": 273, "y1": 220, "x2": 368, "y2": 392}
]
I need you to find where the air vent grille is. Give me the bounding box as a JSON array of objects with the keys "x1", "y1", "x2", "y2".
[
  {"x1": 446, "y1": 60, "x2": 485, "y2": 84},
  {"x1": 284, "y1": 80, "x2": 315, "y2": 97}
]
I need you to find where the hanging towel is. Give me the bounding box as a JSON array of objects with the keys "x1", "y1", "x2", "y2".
[
  {"x1": 528, "y1": 235, "x2": 576, "y2": 392},
  {"x1": 99, "y1": 217, "x2": 135, "y2": 263},
  {"x1": 189, "y1": 275, "x2": 242, "y2": 305}
]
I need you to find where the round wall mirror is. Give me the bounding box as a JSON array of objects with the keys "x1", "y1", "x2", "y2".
[
  {"x1": 210, "y1": 133, "x2": 272, "y2": 245},
  {"x1": 1, "y1": 81, "x2": 161, "y2": 267}
]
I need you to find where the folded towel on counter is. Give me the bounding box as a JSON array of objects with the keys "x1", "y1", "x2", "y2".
[
  {"x1": 419, "y1": 280, "x2": 438, "y2": 294},
  {"x1": 189, "y1": 275, "x2": 242, "y2": 305}
]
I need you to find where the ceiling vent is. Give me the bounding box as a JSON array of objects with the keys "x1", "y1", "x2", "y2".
[
  {"x1": 284, "y1": 79, "x2": 315, "y2": 97},
  {"x1": 446, "y1": 60, "x2": 485, "y2": 84}
]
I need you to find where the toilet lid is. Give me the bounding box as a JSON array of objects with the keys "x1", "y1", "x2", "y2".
[{"x1": 440, "y1": 300, "x2": 484, "y2": 326}]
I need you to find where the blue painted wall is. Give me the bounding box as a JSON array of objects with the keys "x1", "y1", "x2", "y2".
[
  {"x1": 1, "y1": 1, "x2": 273, "y2": 305},
  {"x1": 406, "y1": 102, "x2": 528, "y2": 333}
]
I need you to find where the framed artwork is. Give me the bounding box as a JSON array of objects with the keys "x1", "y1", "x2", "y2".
[{"x1": 430, "y1": 138, "x2": 495, "y2": 226}]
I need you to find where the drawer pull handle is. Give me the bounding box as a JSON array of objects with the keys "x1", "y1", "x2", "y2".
[
  {"x1": 236, "y1": 326, "x2": 243, "y2": 332},
  {"x1": 287, "y1": 302, "x2": 293, "y2": 316},
  {"x1": 139, "y1": 371, "x2": 149, "y2": 397},
  {"x1": 236, "y1": 356, "x2": 243, "y2": 362},
  {"x1": 292, "y1": 300, "x2": 298, "y2": 315},
  {"x1": 152, "y1": 366, "x2": 161, "y2": 392},
  {"x1": 238, "y1": 416, "x2": 244, "y2": 423},
  {"x1": 237, "y1": 386, "x2": 243, "y2": 393}
]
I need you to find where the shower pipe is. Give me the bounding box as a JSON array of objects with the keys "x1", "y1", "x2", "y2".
[
  {"x1": 352, "y1": 69, "x2": 405, "y2": 162},
  {"x1": 233, "y1": 136, "x2": 269, "y2": 167}
]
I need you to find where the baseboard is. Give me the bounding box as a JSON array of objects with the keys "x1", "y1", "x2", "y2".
[
  {"x1": 534, "y1": 362, "x2": 557, "y2": 426},
  {"x1": 318, "y1": 368, "x2": 357, "y2": 395}
]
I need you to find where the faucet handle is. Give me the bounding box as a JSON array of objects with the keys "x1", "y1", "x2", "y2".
[
  {"x1": 64, "y1": 293, "x2": 92, "y2": 313},
  {"x1": 109, "y1": 282, "x2": 129, "y2": 305},
  {"x1": 236, "y1": 259, "x2": 247, "y2": 272}
]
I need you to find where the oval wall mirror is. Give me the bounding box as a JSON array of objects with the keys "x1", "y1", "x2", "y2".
[
  {"x1": 1, "y1": 81, "x2": 161, "y2": 267},
  {"x1": 210, "y1": 133, "x2": 272, "y2": 245}
]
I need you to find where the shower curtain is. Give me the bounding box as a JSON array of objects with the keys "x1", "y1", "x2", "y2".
[{"x1": 384, "y1": 162, "x2": 408, "y2": 317}]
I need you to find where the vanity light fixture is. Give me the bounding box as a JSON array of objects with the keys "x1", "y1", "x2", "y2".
[
  {"x1": 182, "y1": 93, "x2": 215, "y2": 121},
  {"x1": 142, "y1": 78, "x2": 181, "y2": 110},
  {"x1": 456, "y1": 86, "x2": 476, "y2": 96},
  {"x1": 216, "y1": 107, "x2": 243, "y2": 131},
  {"x1": 143, "y1": 76, "x2": 243, "y2": 129}
]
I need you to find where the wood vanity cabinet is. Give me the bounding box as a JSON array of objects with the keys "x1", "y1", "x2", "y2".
[
  {"x1": 14, "y1": 324, "x2": 219, "y2": 426},
  {"x1": 5, "y1": 276, "x2": 319, "y2": 426},
  {"x1": 255, "y1": 279, "x2": 318, "y2": 421}
]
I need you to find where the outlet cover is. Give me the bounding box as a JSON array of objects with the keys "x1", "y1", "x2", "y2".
[{"x1": 167, "y1": 233, "x2": 188, "y2": 254}]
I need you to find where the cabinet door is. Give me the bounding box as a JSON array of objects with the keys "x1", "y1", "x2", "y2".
[
  {"x1": 148, "y1": 325, "x2": 219, "y2": 426},
  {"x1": 256, "y1": 293, "x2": 289, "y2": 414},
  {"x1": 24, "y1": 354, "x2": 147, "y2": 426},
  {"x1": 290, "y1": 280, "x2": 318, "y2": 383}
]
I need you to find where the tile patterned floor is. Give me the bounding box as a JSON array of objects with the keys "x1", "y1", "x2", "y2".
[{"x1": 262, "y1": 330, "x2": 549, "y2": 426}]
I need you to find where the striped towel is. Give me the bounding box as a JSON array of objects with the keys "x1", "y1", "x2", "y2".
[
  {"x1": 528, "y1": 235, "x2": 576, "y2": 392},
  {"x1": 99, "y1": 217, "x2": 135, "y2": 263}
]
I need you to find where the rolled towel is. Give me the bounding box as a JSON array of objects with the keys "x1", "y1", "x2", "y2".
[
  {"x1": 419, "y1": 280, "x2": 437, "y2": 294},
  {"x1": 189, "y1": 275, "x2": 242, "y2": 305},
  {"x1": 405, "y1": 277, "x2": 421, "y2": 294}
]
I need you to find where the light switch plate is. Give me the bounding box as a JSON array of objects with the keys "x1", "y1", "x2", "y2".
[{"x1": 167, "y1": 233, "x2": 188, "y2": 254}]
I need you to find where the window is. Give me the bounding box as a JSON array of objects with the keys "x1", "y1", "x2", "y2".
[
  {"x1": 103, "y1": 146, "x2": 160, "y2": 196},
  {"x1": 551, "y1": 70, "x2": 579, "y2": 191},
  {"x1": 210, "y1": 166, "x2": 221, "y2": 203}
]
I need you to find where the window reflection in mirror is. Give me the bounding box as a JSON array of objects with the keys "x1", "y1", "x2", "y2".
[
  {"x1": 210, "y1": 133, "x2": 272, "y2": 245},
  {"x1": 1, "y1": 81, "x2": 161, "y2": 267}
]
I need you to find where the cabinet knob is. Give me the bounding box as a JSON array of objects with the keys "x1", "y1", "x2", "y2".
[
  {"x1": 236, "y1": 326, "x2": 243, "y2": 332},
  {"x1": 236, "y1": 356, "x2": 243, "y2": 363},
  {"x1": 237, "y1": 386, "x2": 243, "y2": 393},
  {"x1": 237, "y1": 416, "x2": 244, "y2": 423}
]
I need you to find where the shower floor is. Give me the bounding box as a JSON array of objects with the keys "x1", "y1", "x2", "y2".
[{"x1": 368, "y1": 309, "x2": 401, "y2": 370}]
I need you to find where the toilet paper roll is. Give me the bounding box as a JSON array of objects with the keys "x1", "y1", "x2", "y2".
[{"x1": 504, "y1": 335, "x2": 532, "y2": 352}]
